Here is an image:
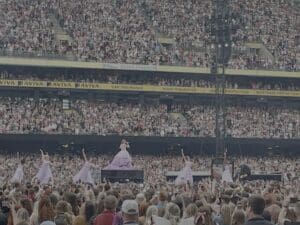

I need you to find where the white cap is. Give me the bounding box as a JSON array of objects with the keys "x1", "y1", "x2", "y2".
[
  {"x1": 122, "y1": 200, "x2": 139, "y2": 215},
  {"x1": 136, "y1": 193, "x2": 145, "y2": 202}
]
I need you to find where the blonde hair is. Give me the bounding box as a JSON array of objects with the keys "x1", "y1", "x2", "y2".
[
  {"x1": 56, "y1": 201, "x2": 70, "y2": 214},
  {"x1": 30, "y1": 200, "x2": 40, "y2": 225},
  {"x1": 84, "y1": 190, "x2": 95, "y2": 202},
  {"x1": 145, "y1": 205, "x2": 158, "y2": 220},
  {"x1": 231, "y1": 210, "x2": 245, "y2": 225},
  {"x1": 164, "y1": 203, "x2": 181, "y2": 225},
  {"x1": 72, "y1": 215, "x2": 86, "y2": 225},
  {"x1": 16, "y1": 208, "x2": 30, "y2": 224},
  {"x1": 184, "y1": 203, "x2": 198, "y2": 218},
  {"x1": 38, "y1": 197, "x2": 55, "y2": 223},
  {"x1": 221, "y1": 204, "x2": 232, "y2": 225},
  {"x1": 195, "y1": 206, "x2": 212, "y2": 225},
  {"x1": 266, "y1": 204, "x2": 281, "y2": 224}
]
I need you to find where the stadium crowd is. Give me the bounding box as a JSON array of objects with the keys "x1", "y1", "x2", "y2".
[
  {"x1": 1, "y1": 0, "x2": 300, "y2": 225},
  {"x1": 0, "y1": 0, "x2": 299, "y2": 70},
  {"x1": 0, "y1": 153, "x2": 299, "y2": 187},
  {"x1": 0, "y1": 0, "x2": 62, "y2": 55},
  {"x1": 0, "y1": 153, "x2": 299, "y2": 225},
  {"x1": 0, "y1": 97, "x2": 298, "y2": 139}
]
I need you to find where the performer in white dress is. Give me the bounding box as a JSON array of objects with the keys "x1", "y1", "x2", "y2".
[
  {"x1": 222, "y1": 150, "x2": 233, "y2": 183},
  {"x1": 35, "y1": 149, "x2": 53, "y2": 185},
  {"x1": 11, "y1": 153, "x2": 25, "y2": 183},
  {"x1": 104, "y1": 139, "x2": 134, "y2": 170},
  {"x1": 175, "y1": 149, "x2": 193, "y2": 186},
  {"x1": 73, "y1": 148, "x2": 97, "y2": 185}
]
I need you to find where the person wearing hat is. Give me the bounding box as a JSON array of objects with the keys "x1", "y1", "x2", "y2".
[{"x1": 121, "y1": 200, "x2": 139, "y2": 225}]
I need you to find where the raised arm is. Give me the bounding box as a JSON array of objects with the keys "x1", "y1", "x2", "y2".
[
  {"x1": 10, "y1": 201, "x2": 17, "y2": 225},
  {"x1": 223, "y1": 149, "x2": 227, "y2": 165},
  {"x1": 82, "y1": 148, "x2": 87, "y2": 162},
  {"x1": 181, "y1": 149, "x2": 186, "y2": 162},
  {"x1": 40, "y1": 149, "x2": 45, "y2": 160}
]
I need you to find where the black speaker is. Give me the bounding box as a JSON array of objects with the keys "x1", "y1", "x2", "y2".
[
  {"x1": 165, "y1": 171, "x2": 210, "y2": 182},
  {"x1": 101, "y1": 170, "x2": 144, "y2": 183},
  {"x1": 240, "y1": 164, "x2": 251, "y2": 177},
  {"x1": 227, "y1": 119, "x2": 232, "y2": 128},
  {"x1": 248, "y1": 173, "x2": 282, "y2": 181}
]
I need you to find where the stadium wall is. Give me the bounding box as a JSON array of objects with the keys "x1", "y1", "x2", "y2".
[
  {"x1": 1, "y1": 56, "x2": 300, "y2": 78},
  {"x1": 0, "y1": 134, "x2": 299, "y2": 155}
]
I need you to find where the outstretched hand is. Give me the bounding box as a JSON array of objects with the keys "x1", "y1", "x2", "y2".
[{"x1": 10, "y1": 201, "x2": 15, "y2": 209}]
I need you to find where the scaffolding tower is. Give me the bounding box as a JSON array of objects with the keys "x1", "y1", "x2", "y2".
[{"x1": 210, "y1": 0, "x2": 232, "y2": 156}]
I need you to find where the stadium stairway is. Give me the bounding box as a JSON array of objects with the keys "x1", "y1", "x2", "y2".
[
  {"x1": 49, "y1": 14, "x2": 73, "y2": 43},
  {"x1": 138, "y1": 1, "x2": 175, "y2": 47},
  {"x1": 169, "y1": 112, "x2": 188, "y2": 129},
  {"x1": 245, "y1": 41, "x2": 275, "y2": 64},
  {"x1": 157, "y1": 34, "x2": 176, "y2": 45},
  {"x1": 49, "y1": 13, "x2": 75, "y2": 59},
  {"x1": 169, "y1": 112, "x2": 187, "y2": 121}
]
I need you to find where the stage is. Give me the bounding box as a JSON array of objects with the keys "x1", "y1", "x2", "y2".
[
  {"x1": 165, "y1": 171, "x2": 211, "y2": 182},
  {"x1": 91, "y1": 170, "x2": 283, "y2": 183},
  {"x1": 165, "y1": 171, "x2": 282, "y2": 182},
  {"x1": 93, "y1": 169, "x2": 144, "y2": 183}
]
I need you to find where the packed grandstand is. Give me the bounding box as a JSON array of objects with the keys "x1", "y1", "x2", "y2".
[
  {"x1": 0, "y1": 1, "x2": 299, "y2": 225},
  {"x1": 0, "y1": 0, "x2": 299, "y2": 70}
]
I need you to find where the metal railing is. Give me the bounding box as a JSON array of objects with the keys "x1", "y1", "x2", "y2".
[{"x1": 0, "y1": 48, "x2": 299, "y2": 72}]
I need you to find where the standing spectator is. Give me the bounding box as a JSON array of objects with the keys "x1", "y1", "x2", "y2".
[
  {"x1": 64, "y1": 193, "x2": 79, "y2": 216},
  {"x1": 73, "y1": 201, "x2": 95, "y2": 225},
  {"x1": 179, "y1": 203, "x2": 198, "y2": 225},
  {"x1": 38, "y1": 198, "x2": 55, "y2": 224},
  {"x1": 245, "y1": 195, "x2": 274, "y2": 225},
  {"x1": 164, "y1": 203, "x2": 181, "y2": 225},
  {"x1": 194, "y1": 206, "x2": 213, "y2": 225},
  {"x1": 138, "y1": 203, "x2": 148, "y2": 225},
  {"x1": 221, "y1": 204, "x2": 233, "y2": 225},
  {"x1": 266, "y1": 204, "x2": 281, "y2": 225},
  {"x1": 94, "y1": 196, "x2": 117, "y2": 225},
  {"x1": 15, "y1": 208, "x2": 30, "y2": 225},
  {"x1": 54, "y1": 201, "x2": 73, "y2": 225},
  {"x1": 157, "y1": 191, "x2": 168, "y2": 217},
  {"x1": 145, "y1": 206, "x2": 158, "y2": 225},
  {"x1": 121, "y1": 200, "x2": 139, "y2": 225},
  {"x1": 231, "y1": 210, "x2": 246, "y2": 225},
  {"x1": 20, "y1": 199, "x2": 33, "y2": 218}
]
